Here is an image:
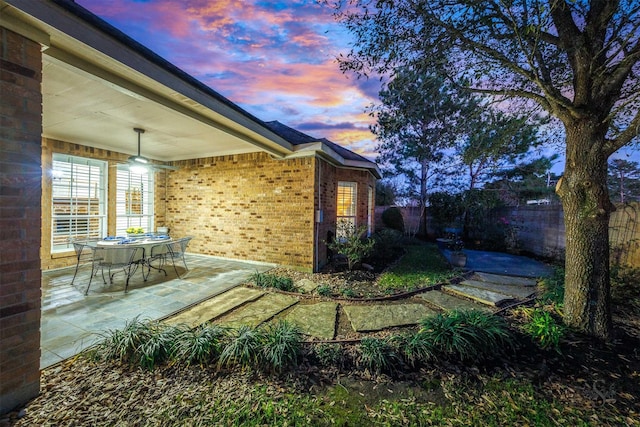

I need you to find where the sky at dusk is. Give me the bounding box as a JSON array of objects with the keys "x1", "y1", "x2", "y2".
[
  {"x1": 75, "y1": 0, "x2": 638, "y2": 176},
  {"x1": 76, "y1": 0, "x2": 382, "y2": 161}
]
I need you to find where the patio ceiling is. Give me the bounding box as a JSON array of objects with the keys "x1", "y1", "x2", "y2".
[{"x1": 42, "y1": 56, "x2": 267, "y2": 162}]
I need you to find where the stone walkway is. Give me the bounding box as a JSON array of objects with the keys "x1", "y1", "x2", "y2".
[{"x1": 163, "y1": 271, "x2": 543, "y2": 339}]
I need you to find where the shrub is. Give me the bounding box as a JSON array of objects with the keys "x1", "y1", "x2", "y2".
[
  {"x1": 261, "y1": 320, "x2": 303, "y2": 372},
  {"x1": 316, "y1": 284, "x2": 332, "y2": 296},
  {"x1": 523, "y1": 308, "x2": 565, "y2": 352},
  {"x1": 381, "y1": 207, "x2": 405, "y2": 232},
  {"x1": 93, "y1": 317, "x2": 185, "y2": 369},
  {"x1": 173, "y1": 324, "x2": 229, "y2": 366},
  {"x1": 219, "y1": 325, "x2": 264, "y2": 369},
  {"x1": 538, "y1": 267, "x2": 565, "y2": 306},
  {"x1": 327, "y1": 223, "x2": 375, "y2": 271},
  {"x1": 314, "y1": 343, "x2": 344, "y2": 367},
  {"x1": 341, "y1": 288, "x2": 357, "y2": 298},
  {"x1": 372, "y1": 228, "x2": 404, "y2": 260},
  {"x1": 251, "y1": 272, "x2": 296, "y2": 292},
  {"x1": 419, "y1": 310, "x2": 515, "y2": 362},
  {"x1": 392, "y1": 332, "x2": 437, "y2": 367},
  {"x1": 358, "y1": 337, "x2": 400, "y2": 374}
]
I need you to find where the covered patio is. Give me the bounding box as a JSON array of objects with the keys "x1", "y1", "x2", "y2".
[{"x1": 41, "y1": 253, "x2": 273, "y2": 368}]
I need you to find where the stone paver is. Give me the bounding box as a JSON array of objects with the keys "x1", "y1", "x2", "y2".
[
  {"x1": 219, "y1": 293, "x2": 299, "y2": 328},
  {"x1": 283, "y1": 302, "x2": 338, "y2": 339},
  {"x1": 343, "y1": 303, "x2": 437, "y2": 332},
  {"x1": 418, "y1": 290, "x2": 493, "y2": 312},
  {"x1": 296, "y1": 278, "x2": 319, "y2": 293},
  {"x1": 461, "y1": 280, "x2": 536, "y2": 299},
  {"x1": 444, "y1": 284, "x2": 515, "y2": 307},
  {"x1": 473, "y1": 272, "x2": 538, "y2": 287},
  {"x1": 165, "y1": 286, "x2": 264, "y2": 328}
]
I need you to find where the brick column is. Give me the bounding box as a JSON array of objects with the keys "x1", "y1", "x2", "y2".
[{"x1": 0, "y1": 27, "x2": 43, "y2": 414}]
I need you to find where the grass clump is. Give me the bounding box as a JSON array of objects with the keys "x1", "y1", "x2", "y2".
[
  {"x1": 419, "y1": 309, "x2": 515, "y2": 362},
  {"x1": 377, "y1": 244, "x2": 455, "y2": 290},
  {"x1": 313, "y1": 343, "x2": 343, "y2": 367},
  {"x1": 316, "y1": 284, "x2": 331, "y2": 296},
  {"x1": 251, "y1": 271, "x2": 296, "y2": 292},
  {"x1": 218, "y1": 325, "x2": 264, "y2": 369},
  {"x1": 260, "y1": 320, "x2": 302, "y2": 372},
  {"x1": 173, "y1": 324, "x2": 228, "y2": 366},
  {"x1": 538, "y1": 267, "x2": 565, "y2": 306},
  {"x1": 358, "y1": 337, "x2": 400, "y2": 374},
  {"x1": 93, "y1": 317, "x2": 183, "y2": 369}
]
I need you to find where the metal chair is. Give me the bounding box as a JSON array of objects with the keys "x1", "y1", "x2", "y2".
[
  {"x1": 69, "y1": 238, "x2": 100, "y2": 286},
  {"x1": 86, "y1": 245, "x2": 144, "y2": 295},
  {"x1": 162, "y1": 237, "x2": 193, "y2": 278}
]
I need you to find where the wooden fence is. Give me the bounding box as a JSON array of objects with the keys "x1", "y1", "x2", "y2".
[{"x1": 376, "y1": 203, "x2": 640, "y2": 268}]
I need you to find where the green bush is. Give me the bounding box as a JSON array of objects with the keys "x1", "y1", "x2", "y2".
[
  {"x1": 251, "y1": 272, "x2": 296, "y2": 292},
  {"x1": 358, "y1": 337, "x2": 400, "y2": 374},
  {"x1": 316, "y1": 284, "x2": 332, "y2": 296},
  {"x1": 173, "y1": 324, "x2": 229, "y2": 366},
  {"x1": 392, "y1": 332, "x2": 437, "y2": 367},
  {"x1": 381, "y1": 207, "x2": 405, "y2": 232},
  {"x1": 327, "y1": 223, "x2": 375, "y2": 271},
  {"x1": 219, "y1": 325, "x2": 264, "y2": 369},
  {"x1": 373, "y1": 228, "x2": 404, "y2": 260},
  {"x1": 93, "y1": 317, "x2": 183, "y2": 369},
  {"x1": 419, "y1": 310, "x2": 515, "y2": 361},
  {"x1": 261, "y1": 320, "x2": 303, "y2": 372},
  {"x1": 523, "y1": 308, "x2": 565, "y2": 352},
  {"x1": 313, "y1": 343, "x2": 344, "y2": 367}
]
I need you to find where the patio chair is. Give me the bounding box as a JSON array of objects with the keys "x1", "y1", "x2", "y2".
[
  {"x1": 69, "y1": 238, "x2": 100, "y2": 286},
  {"x1": 86, "y1": 245, "x2": 144, "y2": 295},
  {"x1": 150, "y1": 236, "x2": 193, "y2": 279}
]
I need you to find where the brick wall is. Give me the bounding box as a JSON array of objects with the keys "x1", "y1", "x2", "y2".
[
  {"x1": 167, "y1": 153, "x2": 317, "y2": 270},
  {"x1": 315, "y1": 159, "x2": 376, "y2": 270},
  {"x1": 0, "y1": 27, "x2": 42, "y2": 414}
]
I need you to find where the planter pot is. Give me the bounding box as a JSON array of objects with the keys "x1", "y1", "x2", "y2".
[
  {"x1": 450, "y1": 252, "x2": 467, "y2": 267},
  {"x1": 436, "y1": 238, "x2": 454, "y2": 251}
]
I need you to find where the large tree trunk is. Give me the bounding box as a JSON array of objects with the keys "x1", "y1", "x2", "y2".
[{"x1": 556, "y1": 120, "x2": 613, "y2": 340}]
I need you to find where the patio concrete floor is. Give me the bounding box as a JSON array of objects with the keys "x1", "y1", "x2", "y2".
[{"x1": 40, "y1": 254, "x2": 273, "y2": 369}]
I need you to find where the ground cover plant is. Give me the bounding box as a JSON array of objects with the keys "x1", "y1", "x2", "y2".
[{"x1": 6, "y1": 244, "x2": 640, "y2": 425}]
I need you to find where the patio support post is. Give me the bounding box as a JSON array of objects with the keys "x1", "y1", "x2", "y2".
[{"x1": 0, "y1": 26, "x2": 43, "y2": 414}]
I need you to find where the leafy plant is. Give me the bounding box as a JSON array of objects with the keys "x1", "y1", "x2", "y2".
[
  {"x1": 316, "y1": 284, "x2": 332, "y2": 296},
  {"x1": 341, "y1": 288, "x2": 357, "y2": 298},
  {"x1": 313, "y1": 343, "x2": 343, "y2": 367},
  {"x1": 251, "y1": 272, "x2": 296, "y2": 292},
  {"x1": 392, "y1": 332, "x2": 437, "y2": 367},
  {"x1": 260, "y1": 320, "x2": 303, "y2": 372},
  {"x1": 523, "y1": 308, "x2": 565, "y2": 352},
  {"x1": 327, "y1": 223, "x2": 375, "y2": 271},
  {"x1": 219, "y1": 325, "x2": 264, "y2": 369},
  {"x1": 173, "y1": 324, "x2": 229, "y2": 366},
  {"x1": 538, "y1": 267, "x2": 565, "y2": 306},
  {"x1": 92, "y1": 317, "x2": 184, "y2": 369},
  {"x1": 358, "y1": 337, "x2": 399, "y2": 374},
  {"x1": 419, "y1": 310, "x2": 514, "y2": 361}
]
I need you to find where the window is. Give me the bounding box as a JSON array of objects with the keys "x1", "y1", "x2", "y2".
[
  {"x1": 51, "y1": 154, "x2": 107, "y2": 252},
  {"x1": 337, "y1": 181, "x2": 357, "y2": 238},
  {"x1": 115, "y1": 165, "x2": 154, "y2": 235}
]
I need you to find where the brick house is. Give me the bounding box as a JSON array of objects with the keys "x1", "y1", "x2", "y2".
[{"x1": 0, "y1": 0, "x2": 379, "y2": 413}]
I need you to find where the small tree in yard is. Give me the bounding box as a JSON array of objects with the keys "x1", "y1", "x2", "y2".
[{"x1": 328, "y1": 223, "x2": 375, "y2": 271}]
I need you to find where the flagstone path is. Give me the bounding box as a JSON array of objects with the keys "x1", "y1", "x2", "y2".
[{"x1": 162, "y1": 271, "x2": 544, "y2": 340}]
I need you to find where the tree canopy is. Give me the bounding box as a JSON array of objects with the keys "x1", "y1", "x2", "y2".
[{"x1": 330, "y1": 0, "x2": 640, "y2": 339}]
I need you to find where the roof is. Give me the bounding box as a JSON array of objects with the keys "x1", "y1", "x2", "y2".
[{"x1": 264, "y1": 121, "x2": 381, "y2": 178}]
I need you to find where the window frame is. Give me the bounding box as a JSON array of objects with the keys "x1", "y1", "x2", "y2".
[
  {"x1": 51, "y1": 154, "x2": 107, "y2": 253},
  {"x1": 115, "y1": 165, "x2": 155, "y2": 235},
  {"x1": 337, "y1": 181, "x2": 357, "y2": 238}
]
